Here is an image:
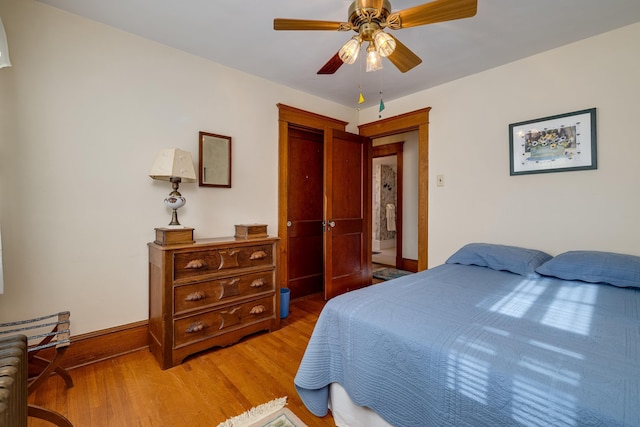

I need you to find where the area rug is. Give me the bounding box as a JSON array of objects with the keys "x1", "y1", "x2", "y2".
[
  {"x1": 216, "y1": 397, "x2": 307, "y2": 427},
  {"x1": 373, "y1": 267, "x2": 413, "y2": 281}
]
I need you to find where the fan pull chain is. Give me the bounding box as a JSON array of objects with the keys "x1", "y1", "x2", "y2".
[
  {"x1": 357, "y1": 51, "x2": 365, "y2": 111},
  {"x1": 378, "y1": 70, "x2": 385, "y2": 118}
]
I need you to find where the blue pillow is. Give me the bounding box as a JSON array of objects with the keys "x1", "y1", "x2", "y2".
[
  {"x1": 535, "y1": 250, "x2": 640, "y2": 288},
  {"x1": 446, "y1": 243, "x2": 552, "y2": 278}
]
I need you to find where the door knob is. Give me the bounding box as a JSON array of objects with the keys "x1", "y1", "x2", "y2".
[
  {"x1": 286, "y1": 221, "x2": 292, "y2": 227},
  {"x1": 328, "y1": 220, "x2": 336, "y2": 228}
]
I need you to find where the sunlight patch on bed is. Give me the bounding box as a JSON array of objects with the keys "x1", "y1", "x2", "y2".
[
  {"x1": 446, "y1": 337, "x2": 495, "y2": 405},
  {"x1": 512, "y1": 376, "x2": 578, "y2": 426},
  {"x1": 489, "y1": 280, "x2": 546, "y2": 318},
  {"x1": 518, "y1": 356, "x2": 581, "y2": 386},
  {"x1": 541, "y1": 285, "x2": 597, "y2": 335},
  {"x1": 483, "y1": 326, "x2": 510, "y2": 337},
  {"x1": 528, "y1": 339, "x2": 584, "y2": 360}
]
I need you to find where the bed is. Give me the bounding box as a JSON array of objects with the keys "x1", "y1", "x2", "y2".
[{"x1": 294, "y1": 243, "x2": 640, "y2": 426}]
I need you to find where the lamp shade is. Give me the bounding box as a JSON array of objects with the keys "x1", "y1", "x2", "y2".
[
  {"x1": 0, "y1": 17, "x2": 11, "y2": 69},
  {"x1": 149, "y1": 148, "x2": 196, "y2": 182}
]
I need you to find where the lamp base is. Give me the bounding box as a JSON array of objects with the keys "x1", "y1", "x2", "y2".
[
  {"x1": 154, "y1": 227, "x2": 194, "y2": 246},
  {"x1": 164, "y1": 195, "x2": 186, "y2": 226}
]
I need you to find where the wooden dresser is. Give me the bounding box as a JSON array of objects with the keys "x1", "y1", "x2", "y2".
[{"x1": 148, "y1": 236, "x2": 280, "y2": 369}]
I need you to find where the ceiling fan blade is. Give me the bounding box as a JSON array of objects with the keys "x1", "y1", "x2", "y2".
[
  {"x1": 390, "y1": 0, "x2": 477, "y2": 29},
  {"x1": 317, "y1": 52, "x2": 344, "y2": 75},
  {"x1": 387, "y1": 36, "x2": 422, "y2": 73},
  {"x1": 274, "y1": 18, "x2": 345, "y2": 31}
]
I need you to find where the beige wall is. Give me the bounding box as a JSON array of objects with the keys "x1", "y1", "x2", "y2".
[
  {"x1": 360, "y1": 22, "x2": 640, "y2": 266},
  {"x1": 1, "y1": 0, "x2": 639, "y2": 335},
  {"x1": 0, "y1": 0, "x2": 357, "y2": 333}
]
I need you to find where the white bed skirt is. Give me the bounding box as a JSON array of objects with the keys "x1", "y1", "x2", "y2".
[{"x1": 328, "y1": 383, "x2": 393, "y2": 427}]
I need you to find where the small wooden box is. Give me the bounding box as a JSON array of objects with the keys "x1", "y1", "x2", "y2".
[
  {"x1": 234, "y1": 224, "x2": 268, "y2": 240},
  {"x1": 154, "y1": 227, "x2": 195, "y2": 246}
]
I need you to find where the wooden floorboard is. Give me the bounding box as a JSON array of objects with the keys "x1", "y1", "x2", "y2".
[{"x1": 27, "y1": 293, "x2": 335, "y2": 427}]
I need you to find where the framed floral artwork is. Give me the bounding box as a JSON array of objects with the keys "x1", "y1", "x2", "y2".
[{"x1": 509, "y1": 108, "x2": 597, "y2": 176}]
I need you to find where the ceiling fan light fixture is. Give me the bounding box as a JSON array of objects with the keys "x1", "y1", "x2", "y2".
[
  {"x1": 339, "y1": 36, "x2": 361, "y2": 64},
  {"x1": 374, "y1": 30, "x2": 395, "y2": 57},
  {"x1": 366, "y1": 42, "x2": 383, "y2": 72},
  {"x1": 275, "y1": 0, "x2": 478, "y2": 75}
]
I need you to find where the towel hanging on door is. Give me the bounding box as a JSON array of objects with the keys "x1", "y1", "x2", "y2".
[{"x1": 386, "y1": 204, "x2": 396, "y2": 232}]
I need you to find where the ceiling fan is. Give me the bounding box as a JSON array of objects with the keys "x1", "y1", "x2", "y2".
[{"x1": 274, "y1": 0, "x2": 477, "y2": 75}]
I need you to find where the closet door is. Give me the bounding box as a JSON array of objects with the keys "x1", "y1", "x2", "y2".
[
  {"x1": 284, "y1": 127, "x2": 324, "y2": 298},
  {"x1": 323, "y1": 129, "x2": 372, "y2": 299},
  {"x1": 277, "y1": 104, "x2": 371, "y2": 300}
]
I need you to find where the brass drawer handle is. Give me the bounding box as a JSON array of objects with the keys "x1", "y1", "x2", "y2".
[
  {"x1": 249, "y1": 305, "x2": 266, "y2": 314},
  {"x1": 185, "y1": 259, "x2": 206, "y2": 269},
  {"x1": 185, "y1": 321, "x2": 207, "y2": 333},
  {"x1": 250, "y1": 278, "x2": 266, "y2": 288},
  {"x1": 185, "y1": 291, "x2": 207, "y2": 301},
  {"x1": 250, "y1": 250, "x2": 267, "y2": 260}
]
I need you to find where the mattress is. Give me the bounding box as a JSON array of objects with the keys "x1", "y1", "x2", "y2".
[{"x1": 329, "y1": 382, "x2": 392, "y2": 427}]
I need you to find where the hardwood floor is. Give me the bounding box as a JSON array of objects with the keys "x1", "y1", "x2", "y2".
[{"x1": 27, "y1": 293, "x2": 335, "y2": 427}]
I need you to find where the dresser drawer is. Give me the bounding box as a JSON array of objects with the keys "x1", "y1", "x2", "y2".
[
  {"x1": 173, "y1": 244, "x2": 274, "y2": 281},
  {"x1": 173, "y1": 295, "x2": 274, "y2": 348},
  {"x1": 174, "y1": 271, "x2": 275, "y2": 315}
]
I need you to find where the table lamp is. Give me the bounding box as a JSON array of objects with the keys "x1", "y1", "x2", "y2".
[{"x1": 149, "y1": 148, "x2": 197, "y2": 226}]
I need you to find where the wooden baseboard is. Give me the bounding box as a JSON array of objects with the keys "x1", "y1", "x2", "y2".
[
  {"x1": 40, "y1": 320, "x2": 149, "y2": 370},
  {"x1": 401, "y1": 258, "x2": 418, "y2": 273}
]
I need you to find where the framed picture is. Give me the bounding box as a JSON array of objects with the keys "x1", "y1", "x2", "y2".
[{"x1": 509, "y1": 108, "x2": 597, "y2": 176}]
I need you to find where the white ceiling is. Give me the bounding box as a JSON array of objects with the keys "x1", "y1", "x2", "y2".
[{"x1": 36, "y1": 0, "x2": 640, "y2": 109}]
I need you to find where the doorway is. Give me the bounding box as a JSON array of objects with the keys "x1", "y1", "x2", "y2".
[
  {"x1": 359, "y1": 107, "x2": 431, "y2": 271},
  {"x1": 372, "y1": 155, "x2": 398, "y2": 266},
  {"x1": 372, "y1": 142, "x2": 404, "y2": 269}
]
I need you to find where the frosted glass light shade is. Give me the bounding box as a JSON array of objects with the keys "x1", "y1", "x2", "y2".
[
  {"x1": 366, "y1": 44, "x2": 383, "y2": 72},
  {"x1": 0, "y1": 18, "x2": 11, "y2": 69},
  {"x1": 374, "y1": 31, "x2": 396, "y2": 57},
  {"x1": 339, "y1": 37, "x2": 361, "y2": 64}
]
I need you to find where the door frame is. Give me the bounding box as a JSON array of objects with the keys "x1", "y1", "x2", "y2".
[
  {"x1": 277, "y1": 104, "x2": 348, "y2": 296},
  {"x1": 359, "y1": 107, "x2": 431, "y2": 270}
]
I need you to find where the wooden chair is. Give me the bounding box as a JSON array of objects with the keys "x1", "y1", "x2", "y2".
[{"x1": 0, "y1": 312, "x2": 73, "y2": 427}]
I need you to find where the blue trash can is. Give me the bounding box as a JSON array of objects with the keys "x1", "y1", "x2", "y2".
[{"x1": 280, "y1": 288, "x2": 290, "y2": 319}]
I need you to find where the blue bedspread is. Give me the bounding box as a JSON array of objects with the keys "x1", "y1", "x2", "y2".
[{"x1": 294, "y1": 264, "x2": 640, "y2": 426}]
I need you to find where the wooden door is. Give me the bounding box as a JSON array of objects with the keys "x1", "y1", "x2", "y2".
[
  {"x1": 278, "y1": 104, "x2": 371, "y2": 301},
  {"x1": 323, "y1": 129, "x2": 372, "y2": 299},
  {"x1": 284, "y1": 127, "x2": 324, "y2": 298}
]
